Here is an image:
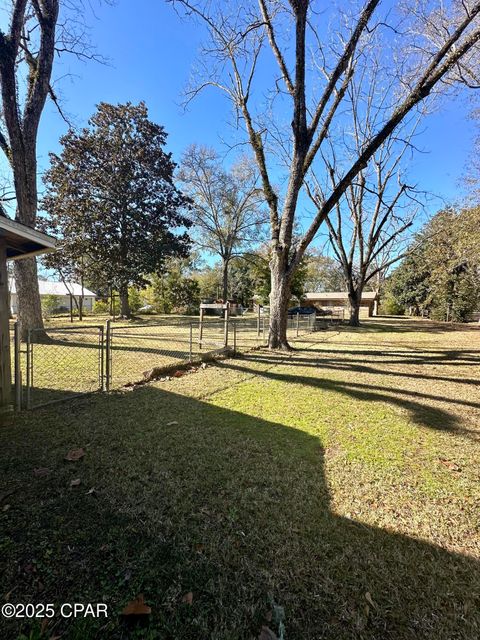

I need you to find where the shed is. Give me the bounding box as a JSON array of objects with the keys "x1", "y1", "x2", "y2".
[{"x1": 0, "y1": 216, "x2": 56, "y2": 410}]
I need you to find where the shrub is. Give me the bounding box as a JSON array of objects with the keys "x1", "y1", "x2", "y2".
[
  {"x1": 93, "y1": 300, "x2": 110, "y2": 315},
  {"x1": 41, "y1": 294, "x2": 61, "y2": 318}
]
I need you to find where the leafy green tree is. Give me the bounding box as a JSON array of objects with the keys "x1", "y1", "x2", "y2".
[
  {"x1": 250, "y1": 250, "x2": 309, "y2": 305},
  {"x1": 387, "y1": 251, "x2": 431, "y2": 316},
  {"x1": 128, "y1": 287, "x2": 145, "y2": 313},
  {"x1": 152, "y1": 258, "x2": 201, "y2": 314},
  {"x1": 228, "y1": 258, "x2": 257, "y2": 307},
  {"x1": 389, "y1": 207, "x2": 480, "y2": 321},
  {"x1": 42, "y1": 102, "x2": 192, "y2": 319},
  {"x1": 193, "y1": 265, "x2": 223, "y2": 301},
  {"x1": 380, "y1": 288, "x2": 405, "y2": 316},
  {"x1": 422, "y1": 209, "x2": 480, "y2": 322}
]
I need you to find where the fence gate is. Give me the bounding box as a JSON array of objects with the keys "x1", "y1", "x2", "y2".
[{"x1": 25, "y1": 325, "x2": 104, "y2": 409}]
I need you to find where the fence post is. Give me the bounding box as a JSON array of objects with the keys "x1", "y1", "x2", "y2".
[
  {"x1": 233, "y1": 320, "x2": 237, "y2": 355},
  {"x1": 26, "y1": 330, "x2": 31, "y2": 410},
  {"x1": 105, "y1": 320, "x2": 111, "y2": 392},
  {"x1": 224, "y1": 305, "x2": 229, "y2": 349},
  {"x1": 14, "y1": 321, "x2": 22, "y2": 410},
  {"x1": 262, "y1": 316, "x2": 265, "y2": 340},
  {"x1": 99, "y1": 326, "x2": 105, "y2": 392},
  {"x1": 189, "y1": 323, "x2": 193, "y2": 362},
  {"x1": 296, "y1": 312, "x2": 300, "y2": 337},
  {"x1": 199, "y1": 307, "x2": 204, "y2": 350},
  {"x1": 257, "y1": 305, "x2": 261, "y2": 336}
]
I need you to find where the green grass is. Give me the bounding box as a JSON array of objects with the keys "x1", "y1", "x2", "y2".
[{"x1": 1, "y1": 317, "x2": 479, "y2": 639}]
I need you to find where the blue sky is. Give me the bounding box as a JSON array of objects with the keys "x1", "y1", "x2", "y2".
[{"x1": 3, "y1": 0, "x2": 478, "y2": 223}]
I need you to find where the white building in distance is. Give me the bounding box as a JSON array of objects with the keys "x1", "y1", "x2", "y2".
[{"x1": 9, "y1": 279, "x2": 96, "y2": 315}]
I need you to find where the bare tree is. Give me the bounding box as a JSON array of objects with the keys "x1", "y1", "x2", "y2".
[
  {"x1": 308, "y1": 71, "x2": 425, "y2": 326},
  {"x1": 171, "y1": 0, "x2": 480, "y2": 349},
  {"x1": 179, "y1": 145, "x2": 266, "y2": 302},
  {"x1": 322, "y1": 167, "x2": 420, "y2": 327},
  {"x1": 0, "y1": 1, "x2": 108, "y2": 339}
]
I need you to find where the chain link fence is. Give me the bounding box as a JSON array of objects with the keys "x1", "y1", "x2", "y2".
[
  {"x1": 10, "y1": 310, "x2": 326, "y2": 410},
  {"x1": 24, "y1": 326, "x2": 104, "y2": 409},
  {"x1": 107, "y1": 319, "x2": 204, "y2": 388}
]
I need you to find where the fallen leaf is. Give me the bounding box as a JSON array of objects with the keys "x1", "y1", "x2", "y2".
[
  {"x1": 166, "y1": 421, "x2": 179, "y2": 426},
  {"x1": 122, "y1": 594, "x2": 151, "y2": 616},
  {"x1": 365, "y1": 592, "x2": 377, "y2": 609},
  {"x1": 4, "y1": 588, "x2": 16, "y2": 600},
  {"x1": 86, "y1": 488, "x2": 96, "y2": 495},
  {"x1": 33, "y1": 468, "x2": 51, "y2": 477},
  {"x1": 194, "y1": 543, "x2": 205, "y2": 553},
  {"x1": 181, "y1": 591, "x2": 193, "y2": 605},
  {"x1": 3, "y1": 504, "x2": 10, "y2": 511},
  {"x1": 258, "y1": 626, "x2": 278, "y2": 640},
  {"x1": 65, "y1": 448, "x2": 85, "y2": 462},
  {"x1": 173, "y1": 370, "x2": 185, "y2": 378},
  {"x1": 69, "y1": 478, "x2": 81, "y2": 488},
  {"x1": 439, "y1": 458, "x2": 461, "y2": 472}
]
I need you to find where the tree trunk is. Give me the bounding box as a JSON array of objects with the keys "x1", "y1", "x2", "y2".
[
  {"x1": 348, "y1": 289, "x2": 361, "y2": 327},
  {"x1": 0, "y1": 239, "x2": 12, "y2": 410},
  {"x1": 221, "y1": 257, "x2": 229, "y2": 303},
  {"x1": 119, "y1": 285, "x2": 131, "y2": 319},
  {"x1": 14, "y1": 258, "x2": 45, "y2": 341},
  {"x1": 268, "y1": 251, "x2": 292, "y2": 350},
  {"x1": 0, "y1": 3, "x2": 58, "y2": 341},
  {"x1": 10, "y1": 142, "x2": 46, "y2": 341}
]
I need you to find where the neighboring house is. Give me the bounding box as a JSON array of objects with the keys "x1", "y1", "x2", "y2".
[
  {"x1": 304, "y1": 291, "x2": 379, "y2": 319},
  {"x1": 9, "y1": 279, "x2": 96, "y2": 314}
]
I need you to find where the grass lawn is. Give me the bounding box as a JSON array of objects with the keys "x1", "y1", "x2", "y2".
[{"x1": 0, "y1": 317, "x2": 479, "y2": 639}]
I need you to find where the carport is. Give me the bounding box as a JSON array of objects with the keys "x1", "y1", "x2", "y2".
[{"x1": 0, "y1": 216, "x2": 55, "y2": 411}]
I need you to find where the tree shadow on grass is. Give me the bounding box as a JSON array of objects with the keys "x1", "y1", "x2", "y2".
[
  {"x1": 237, "y1": 349, "x2": 480, "y2": 385},
  {"x1": 0, "y1": 385, "x2": 479, "y2": 639},
  {"x1": 347, "y1": 317, "x2": 480, "y2": 334},
  {"x1": 220, "y1": 358, "x2": 479, "y2": 439}
]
